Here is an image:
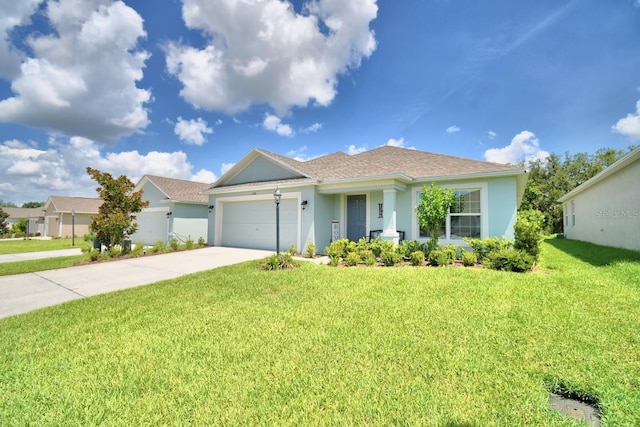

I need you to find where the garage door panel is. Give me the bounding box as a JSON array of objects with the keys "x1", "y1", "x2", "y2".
[
  {"x1": 132, "y1": 210, "x2": 167, "y2": 245},
  {"x1": 221, "y1": 199, "x2": 298, "y2": 251}
]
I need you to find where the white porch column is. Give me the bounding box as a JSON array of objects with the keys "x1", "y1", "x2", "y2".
[{"x1": 381, "y1": 189, "x2": 399, "y2": 243}]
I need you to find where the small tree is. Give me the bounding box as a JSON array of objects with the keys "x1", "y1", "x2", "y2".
[
  {"x1": 0, "y1": 207, "x2": 9, "y2": 234},
  {"x1": 87, "y1": 167, "x2": 149, "y2": 251},
  {"x1": 415, "y1": 183, "x2": 455, "y2": 254},
  {"x1": 514, "y1": 209, "x2": 545, "y2": 259}
]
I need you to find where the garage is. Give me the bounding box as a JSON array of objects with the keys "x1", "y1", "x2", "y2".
[
  {"x1": 218, "y1": 197, "x2": 299, "y2": 251},
  {"x1": 132, "y1": 209, "x2": 168, "y2": 245}
]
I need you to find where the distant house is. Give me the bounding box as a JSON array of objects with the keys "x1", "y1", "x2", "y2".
[
  {"x1": 2, "y1": 207, "x2": 45, "y2": 235},
  {"x1": 203, "y1": 146, "x2": 529, "y2": 252},
  {"x1": 131, "y1": 175, "x2": 211, "y2": 246},
  {"x1": 42, "y1": 196, "x2": 103, "y2": 238},
  {"x1": 559, "y1": 146, "x2": 640, "y2": 251}
]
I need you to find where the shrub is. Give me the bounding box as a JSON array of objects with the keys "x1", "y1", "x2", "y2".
[
  {"x1": 514, "y1": 209, "x2": 545, "y2": 259},
  {"x1": 380, "y1": 250, "x2": 402, "y2": 267},
  {"x1": 464, "y1": 236, "x2": 513, "y2": 262},
  {"x1": 288, "y1": 243, "x2": 297, "y2": 256},
  {"x1": 107, "y1": 246, "x2": 122, "y2": 258},
  {"x1": 410, "y1": 250, "x2": 425, "y2": 266},
  {"x1": 441, "y1": 244, "x2": 459, "y2": 264},
  {"x1": 345, "y1": 251, "x2": 360, "y2": 267},
  {"x1": 151, "y1": 240, "x2": 165, "y2": 254},
  {"x1": 185, "y1": 238, "x2": 194, "y2": 250},
  {"x1": 461, "y1": 250, "x2": 478, "y2": 267},
  {"x1": 326, "y1": 239, "x2": 350, "y2": 260},
  {"x1": 88, "y1": 249, "x2": 101, "y2": 262},
  {"x1": 197, "y1": 237, "x2": 206, "y2": 247},
  {"x1": 486, "y1": 249, "x2": 534, "y2": 272},
  {"x1": 305, "y1": 242, "x2": 317, "y2": 258},
  {"x1": 362, "y1": 250, "x2": 377, "y2": 266},
  {"x1": 132, "y1": 241, "x2": 145, "y2": 256},
  {"x1": 401, "y1": 240, "x2": 426, "y2": 259},
  {"x1": 259, "y1": 253, "x2": 300, "y2": 271},
  {"x1": 169, "y1": 237, "x2": 179, "y2": 251},
  {"x1": 369, "y1": 237, "x2": 394, "y2": 258},
  {"x1": 428, "y1": 249, "x2": 449, "y2": 266}
]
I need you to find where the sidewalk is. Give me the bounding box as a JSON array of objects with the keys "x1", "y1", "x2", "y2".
[
  {"x1": 0, "y1": 248, "x2": 83, "y2": 263},
  {"x1": 0, "y1": 247, "x2": 273, "y2": 319}
]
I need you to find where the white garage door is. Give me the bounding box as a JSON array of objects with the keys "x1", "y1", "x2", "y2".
[
  {"x1": 220, "y1": 198, "x2": 298, "y2": 251},
  {"x1": 132, "y1": 210, "x2": 167, "y2": 245}
]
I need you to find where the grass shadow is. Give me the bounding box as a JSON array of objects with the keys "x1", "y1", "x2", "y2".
[{"x1": 546, "y1": 236, "x2": 640, "y2": 267}]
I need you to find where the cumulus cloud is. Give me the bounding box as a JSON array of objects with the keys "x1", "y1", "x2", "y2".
[
  {"x1": 0, "y1": 0, "x2": 151, "y2": 142},
  {"x1": 174, "y1": 117, "x2": 213, "y2": 145},
  {"x1": 164, "y1": 0, "x2": 378, "y2": 115},
  {"x1": 484, "y1": 131, "x2": 550, "y2": 164},
  {"x1": 446, "y1": 126, "x2": 461, "y2": 134},
  {"x1": 263, "y1": 114, "x2": 293, "y2": 137},
  {"x1": 0, "y1": 137, "x2": 217, "y2": 205},
  {"x1": 487, "y1": 130, "x2": 497, "y2": 140},
  {"x1": 220, "y1": 163, "x2": 236, "y2": 175},
  {"x1": 612, "y1": 100, "x2": 640, "y2": 140},
  {"x1": 301, "y1": 123, "x2": 323, "y2": 134},
  {"x1": 0, "y1": 0, "x2": 43, "y2": 80},
  {"x1": 346, "y1": 144, "x2": 367, "y2": 155}
]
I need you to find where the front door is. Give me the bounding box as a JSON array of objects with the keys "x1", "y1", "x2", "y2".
[{"x1": 347, "y1": 195, "x2": 366, "y2": 242}]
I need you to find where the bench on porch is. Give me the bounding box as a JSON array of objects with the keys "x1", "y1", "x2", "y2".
[{"x1": 368, "y1": 230, "x2": 405, "y2": 242}]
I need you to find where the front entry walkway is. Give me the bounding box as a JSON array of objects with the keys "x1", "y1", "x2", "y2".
[{"x1": 0, "y1": 247, "x2": 272, "y2": 319}]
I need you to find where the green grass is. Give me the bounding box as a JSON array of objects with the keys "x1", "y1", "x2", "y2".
[
  {"x1": 0, "y1": 255, "x2": 87, "y2": 276},
  {"x1": 1, "y1": 238, "x2": 639, "y2": 425},
  {"x1": 0, "y1": 238, "x2": 89, "y2": 254}
]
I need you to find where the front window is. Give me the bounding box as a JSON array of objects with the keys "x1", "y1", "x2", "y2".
[{"x1": 418, "y1": 189, "x2": 481, "y2": 240}]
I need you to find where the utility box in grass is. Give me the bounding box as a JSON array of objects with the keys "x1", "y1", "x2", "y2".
[{"x1": 122, "y1": 239, "x2": 131, "y2": 255}]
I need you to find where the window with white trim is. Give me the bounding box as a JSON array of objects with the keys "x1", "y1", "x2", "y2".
[{"x1": 418, "y1": 189, "x2": 482, "y2": 240}]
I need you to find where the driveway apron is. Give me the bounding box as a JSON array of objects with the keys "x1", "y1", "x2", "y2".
[{"x1": 0, "y1": 247, "x2": 272, "y2": 319}]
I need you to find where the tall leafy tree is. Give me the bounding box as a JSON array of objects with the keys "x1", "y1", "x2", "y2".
[
  {"x1": 87, "y1": 167, "x2": 149, "y2": 250},
  {"x1": 415, "y1": 183, "x2": 455, "y2": 253},
  {"x1": 0, "y1": 207, "x2": 9, "y2": 234},
  {"x1": 21, "y1": 201, "x2": 45, "y2": 208},
  {"x1": 520, "y1": 147, "x2": 631, "y2": 233}
]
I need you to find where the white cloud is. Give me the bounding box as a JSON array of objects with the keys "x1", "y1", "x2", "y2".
[
  {"x1": 164, "y1": 0, "x2": 378, "y2": 115},
  {"x1": 446, "y1": 126, "x2": 461, "y2": 134},
  {"x1": 383, "y1": 137, "x2": 416, "y2": 150},
  {"x1": 488, "y1": 130, "x2": 497, "y2": 140},
  {"x1": 0, "y1": 137, "x2": 217, "y2": 205},
  {"x1": 174, "y1": 117, "x2": 213, "y2": 146},
  {"x1": 263, "y1": 114, "x2": 293, "y2": 137},
  {"x1": 301, "y1": 123, "x2": 323, "y2": 134},
  {"x1": 484, "y1": 130, "x2": 550, "y2": 164},
  {"x1": 612, "y1": 100, "x2": 640, "y2": 140},
  {"x1": 346, "y1": 144, "x2": 367, "y2": 155},
  {"x1": 0, "y1": 0, "x2": 43, "y2": 80},
  {"x1": 191, "y1": 169, "x2": 217, "y2": 183},
  {"x1": 220, "y1": 163, "x2": 236, "y2": 175},
  {"x1": 0, "y1": 0, "x2": 151, "y2": 142}
]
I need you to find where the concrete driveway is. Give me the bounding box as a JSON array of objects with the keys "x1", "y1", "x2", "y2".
[{"x1": 0, "y1": 247, "x2": 272, "y2": 319}]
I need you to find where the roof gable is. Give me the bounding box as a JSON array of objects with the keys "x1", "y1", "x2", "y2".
[{"x1": 213, "y1": 148, "x2": 311, "y2": 188}]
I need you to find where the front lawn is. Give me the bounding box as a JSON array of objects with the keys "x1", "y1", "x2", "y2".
[{"x1": 1, "y1": 239, "x2": 639, "y2": 425}]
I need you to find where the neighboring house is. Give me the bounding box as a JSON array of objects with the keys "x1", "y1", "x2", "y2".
[
  {"x1": 559, "y1": 146, "x2": 640, "y2": 251},
  {"x1": 130, "y1": 175, "x2": 212, "y2": 246},
  {"x1": 203, "y1": 146, "x2": 529, "y2": 252},
  {"x1": 42, "y1": 196, "x2": 103, "y2": 238},
  {"x1": 2, "y1": 207, "x2": 45, "y2": 235}
]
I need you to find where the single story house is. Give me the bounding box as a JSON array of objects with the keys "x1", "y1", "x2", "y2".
[
  {"x1": 42, "y1": 196, "x2": 103, "y2": 238},
  {"x1": 203, "y1": 146, "x2": 529, "y2": 252},
  {"x1": 131, "y1": 175, "x2": 211, "y2": 246},
  {"x1": 559, "y1": 146, "x2": 640, "y2": 251},
  {"x1": 2, "y1": 207, "x2": 45, "y2": 235}
]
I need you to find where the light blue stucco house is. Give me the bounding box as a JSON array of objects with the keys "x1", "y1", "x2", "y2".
[
  {"x1": 131, "y1": 175, "x2": 212, "y2": 246},
  {"x1": 203, "y1": 146, "x2": 529, "y2": 253}
]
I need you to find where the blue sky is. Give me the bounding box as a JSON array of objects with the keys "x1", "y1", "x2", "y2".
[{"x1": 1, "y1": 0, "x2": 639, "y2": 205}]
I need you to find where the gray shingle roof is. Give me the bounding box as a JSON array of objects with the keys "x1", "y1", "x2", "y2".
[
  {"x1": 2, "y1": 207, "x2": 43, "y2": 219},
  {"x1": 47, "y1": 196, "x2": 103, "y2": 214},
  {"x1": 253, "y1": 145, "x2": 524, "y2": 182},
  {"x1": 144, "y1": 175, "x2": 211, "y2": 203}
]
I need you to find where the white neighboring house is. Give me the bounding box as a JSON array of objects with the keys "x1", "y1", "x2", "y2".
[
  {"x1": 559, "y1": 146, "x2": 640, "y2": 251},
  {"x1": 131, "y1": 175, "x2": 212, "y2": 246},
  {"x1": 2, "y1": 207, "x2": 45, "y2": 236}
]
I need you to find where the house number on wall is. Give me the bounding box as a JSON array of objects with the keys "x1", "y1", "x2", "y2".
[{"x1": 331, "y1": 220, "x2": 340, "y2": 241}]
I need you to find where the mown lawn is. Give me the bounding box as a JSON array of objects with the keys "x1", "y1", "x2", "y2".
[
  {"x1": 0, "y1": 238, "x2": 89, "y2": 254},
  {"x1": 1, "y1": 239, "x2": 639, "y2": 425},
  {"x1": 0, "y1": 256, "x2": 87, "y2": 276}
]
